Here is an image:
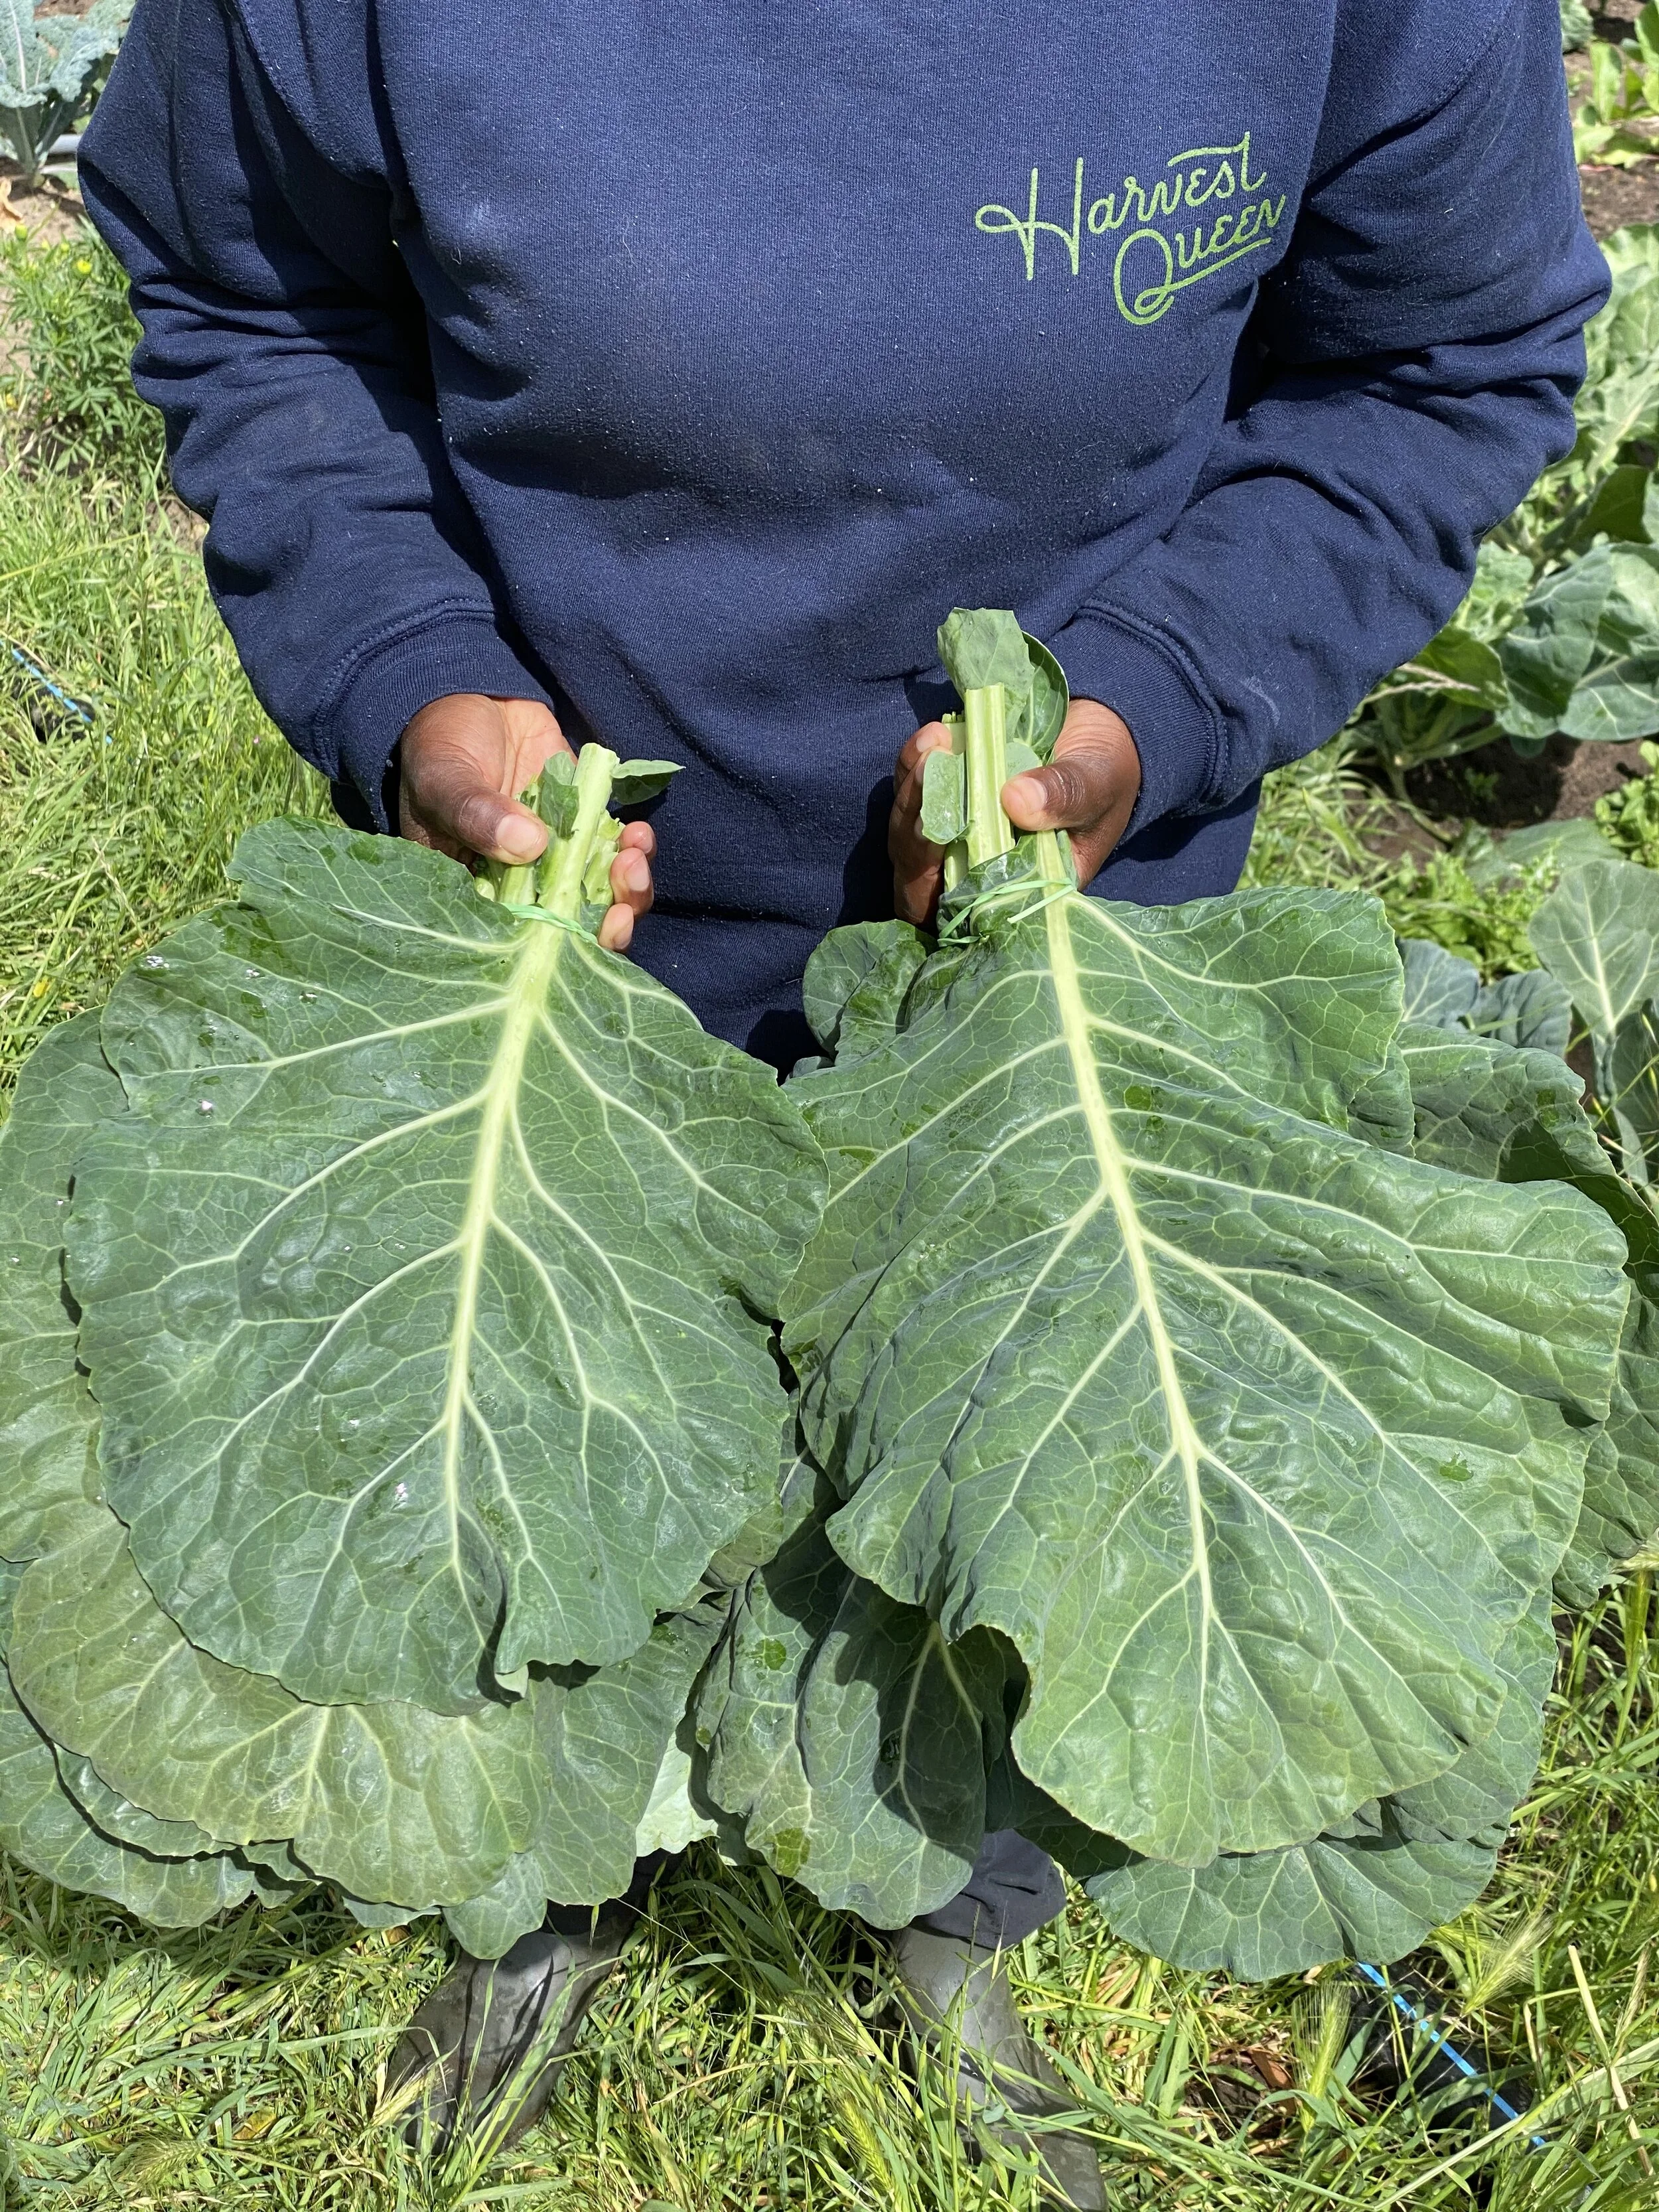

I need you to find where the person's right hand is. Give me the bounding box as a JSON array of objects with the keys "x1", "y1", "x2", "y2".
[{"x1": 399, "y1": 693, "x2": 655, "y2": 953}]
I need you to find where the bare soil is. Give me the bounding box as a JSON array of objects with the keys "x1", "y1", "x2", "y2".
[
  {"x1": 1407, "y1": 735, "x2": 1649, "y2": 830},
  {"x1": 0, "y1": 171, "x2": 86, "y2": 250},
  {"x1": 1581, "y1": 159, "x2": 1659, "y2": 236}
]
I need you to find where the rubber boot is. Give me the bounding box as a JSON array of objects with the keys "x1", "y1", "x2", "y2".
[
  {"x1": 385, "y1": 1909, "x2": 630, "y2": 2153},
  {"x1": 890, "y1": 1925, "x2": 1108, "y2": 2209}
]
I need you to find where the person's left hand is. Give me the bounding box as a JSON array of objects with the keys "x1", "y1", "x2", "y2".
[{"x1": 890, "y1": 698, "x2": 1143, "y2": 927}]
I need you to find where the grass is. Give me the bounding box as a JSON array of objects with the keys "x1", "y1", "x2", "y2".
[
  {"x1": 1242, "y1": 743, "x2": 1563, "y2": 979},
  {"x1": 0, "y1": 227, "x2": 1656, "y2": 2211},
  {"x1": 1, "y1": 1579, "x2": 1654, "y2": 2207},
  {"x1": 0, "y1": 448, "x2": 326, "y2": 1098}
]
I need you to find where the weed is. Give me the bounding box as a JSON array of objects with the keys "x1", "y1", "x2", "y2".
[
  {"x1": 1597, "y1": 743, "x2": 1659, "y2": 868},
  {"x1": 0, "y1": 224, "x2": 164, "y2": 479}
]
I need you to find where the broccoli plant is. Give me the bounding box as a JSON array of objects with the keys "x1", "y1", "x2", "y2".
[{"x1": 1, "y1": 0, "x2": 131, "y2": 186}]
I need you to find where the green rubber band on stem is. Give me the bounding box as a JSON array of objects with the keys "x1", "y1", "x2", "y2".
[
  {"x1": 494, "y1": 901, "x2": 598, "y2": 940},
  {"x1": 938, "y1": 878, "x2": 1075, "y2": 945}
]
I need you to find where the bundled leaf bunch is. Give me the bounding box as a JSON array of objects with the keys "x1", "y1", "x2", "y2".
[
  {"x1": 0, "y1": 745, "x2": 824, "y2": 1954},
  {"x1": 698, "y1": 615, "x2": 1659, "y2": 1978},
  {"x1": 2, "y1": 628, "x2": 1656, "y2": 1982}
]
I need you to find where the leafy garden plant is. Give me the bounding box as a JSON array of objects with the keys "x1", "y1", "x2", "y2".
[
  {"x1": 0, "y1": 757, "x2": 823, "y2": 1954},
  {"x1": 1356, "y1": 223, "x2": 1659, "y2": 787},
  {"x1": 1571, "y1": 3, "x2": 1659, "y2": 165},
  {"x1": 0, "y1": 619, "x2": 1656, "y2": 1996},
  {"x1": 0, "y1": 0, "x2": 130, "y2": 186}
]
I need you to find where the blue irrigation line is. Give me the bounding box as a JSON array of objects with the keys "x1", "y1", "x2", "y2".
[
  {"x1": 7, "y1": 642, "x2": 96, "y2": 729},
  {"x1": 1355, "y1": 1961, "x2": 1549, "y2": 2151}
]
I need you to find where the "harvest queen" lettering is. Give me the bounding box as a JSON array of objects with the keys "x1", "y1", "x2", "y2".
[{"x1": 974, "y1": 133, "x2": 1287, "y2": 325}]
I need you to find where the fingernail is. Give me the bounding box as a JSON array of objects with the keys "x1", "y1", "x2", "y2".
[{"x1": 499, "y1": 822, "x2": 542, "y2": 861}]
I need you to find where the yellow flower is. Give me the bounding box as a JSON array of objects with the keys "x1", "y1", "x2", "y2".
[{"x1": 74, "y1": 258, "x2": 92, "y2": 275}]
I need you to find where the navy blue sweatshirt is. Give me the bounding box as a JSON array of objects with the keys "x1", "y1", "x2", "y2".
[{"x1": 81, "y1": 0, "x2": 1604, "y2": 1062}]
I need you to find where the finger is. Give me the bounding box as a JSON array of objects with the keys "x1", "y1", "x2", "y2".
[
  {"x1": 403, "y1": 741, "x2": 551, "y2": 865},
  {"x1": 894, "y1": 721, "x2": 954, "y2": 798},
  {"x1": 399, "y1": 810, "x2": 453, "y2": 858},
  {"x1": 618, "y1": 820, "x2": 656, "y2": 860},
  {"x1": 894, "y1": 860, "x2": 945, "y2": 929},
  {"x1": 598, "y1": 903, "x2": 636, "y2": 954},
  {"x1": 440, "y1": 782, "x2": 549, "y2": 866},
  {"x1": 1001, "y1": 749, "x2": 1121, "y2": 834},
  {"x1": 609, "y1": 844, "x2": 654, "y2": 918}
]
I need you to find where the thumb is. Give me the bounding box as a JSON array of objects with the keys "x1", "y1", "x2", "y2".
[{"x1": 1001, "y1": 747, "x2": 1121, "y2": 832}]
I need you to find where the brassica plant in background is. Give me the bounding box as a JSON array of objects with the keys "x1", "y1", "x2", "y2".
[
  {"x1": 1572, "y1": 3, "x2": 1659, "y2": 164},
  {"x1": 1562, "y1": 0, "x2": 1595, "y2": 54},
  {"x1": 0, "y1": 0, "x2": 130, "y2": 186},
  {"x1": 1358, "y1": 223, "x2": 1659, "y2": 787}
]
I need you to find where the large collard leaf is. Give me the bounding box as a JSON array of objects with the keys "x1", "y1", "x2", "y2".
[
  {"x1": 9, "y1": 1499, "x2": 546, "y2": 1907},
  {"x1": 0, "y1": 1556, "x2": 254, "y2": 1927},
  {"x1": 1530, "y1": 859, "x2": 1659, "y2": 1059},
  {"x1": 985, "y1": 1598, "x2": 1550, "y2": 1980},
  {"x1": 1370, "y1": 1589, "x2": 1554, "y2": 1846},
  {"x1": 786, "y1": 881, "x2": 1626, "y2": 1866},
  {"x1": 1531, "y1": 859, "x2": 1659, "y2": 1183},
  {"x1": 0, "y1": 0, "x2": 129, "y2": 110},
  {"x1": 1398, "y1": 940, "x2": 1481, "y2": 1030},
  {"x1": 1476, "y1": 972, "x2": 1574, "y2": 1059},
  {"x1": 0, "y1": 1028, "x2": 258, "y2": 1919},
  {"x1": 0, "y1": 1664, "x2": 255, "y2": 1927},
  {"x1": 1086, "y1": 1607, "x2": 1551, "y2": 1978},
  {"x1": 445, "y1": 1606, "x2": 725, "y2": 1956},
  {"x1": 800, "y1": 921, "x2": 931, "y2": 1065},
  {"x1": 698, "y1": 1440, "x2": 1008, "y2": 1925},
  {"x1": 1396, "y1": 1021, "x2": 1659, "y2": 1599},
  {"x1": 1084, "y1": 1832, "x2": 1498, "y2": 1982},
  {"x1": 66, "y1": 820, "x2": 824, "y2": 1712},
  {"x1": 1576, "y1": 232, "x2": 1659, "y2": 482},
  {"x1": 0, "y1": 1015, "x2": 123, "y2": 1562},
  {"x1": 54, "y1": 1746, "x2": 229, "y2": 1862},
  {"x1": 1396, "y1": 939, "x2": 1572, "y2": 1061},
  {"x1": 1498, "y1": 546, "x2": 1659, "y2": 745},
  {"x1": 1465, "y1": 818, "x2": 1624, "y2": 887}
]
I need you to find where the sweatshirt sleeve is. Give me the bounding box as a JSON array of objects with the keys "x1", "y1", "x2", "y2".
[
  {"x1": 1046, "y1": 0, "x2": 1610, "y2": 836},
  {"x1": 77, "y1": 0, "x2": 551, "y2": 824}
]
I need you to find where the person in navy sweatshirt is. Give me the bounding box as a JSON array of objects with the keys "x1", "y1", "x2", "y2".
[{"x1": 79, "y1": 0, "x2": 1603, "y2": 2194}]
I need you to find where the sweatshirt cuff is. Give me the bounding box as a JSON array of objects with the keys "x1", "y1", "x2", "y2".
[
  {"x1": 1042, "y1": 605, "x2": 1223, "y2": 836},
  {"x1": 325, "y1": 613, "x2": 555, "y2": 828}
]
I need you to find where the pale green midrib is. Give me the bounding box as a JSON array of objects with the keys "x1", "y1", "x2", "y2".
[
  {"x1": 1037, "y1": 837, "x2": 1216, "y2": 1646},
  {"x1": 438, "y1": 922, "x2": 563, "y2": 1603}
]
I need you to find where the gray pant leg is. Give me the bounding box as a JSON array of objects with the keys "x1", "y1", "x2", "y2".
[{"x1": 912, "y1": 1830, "x2": 1066, "y2": 1949}]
